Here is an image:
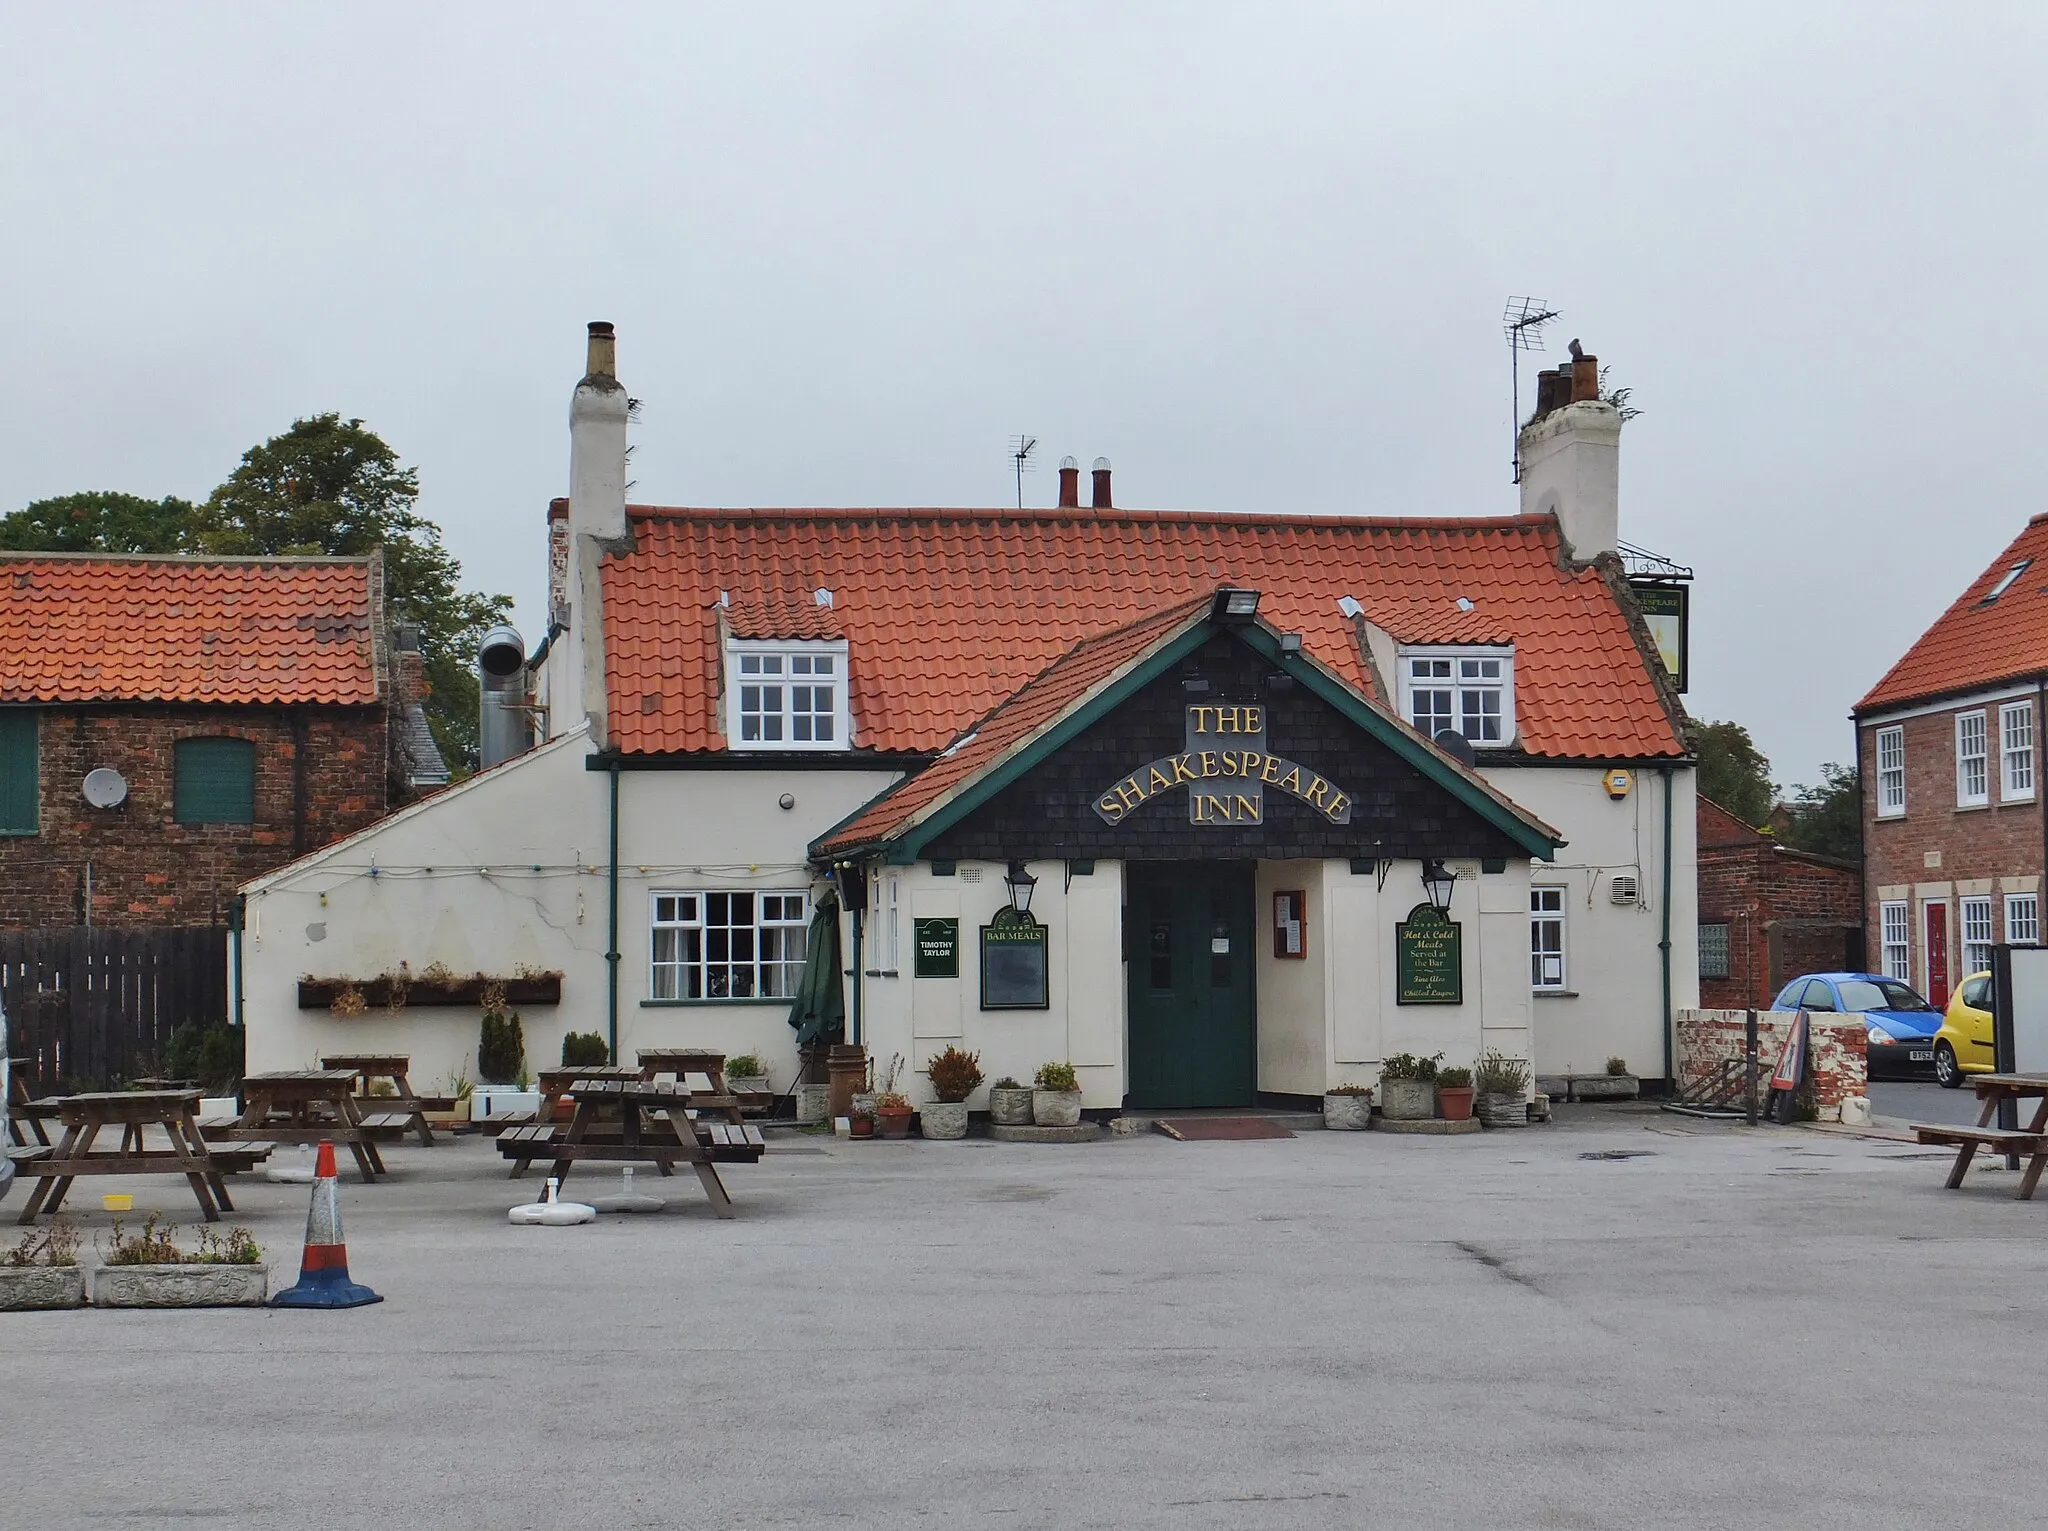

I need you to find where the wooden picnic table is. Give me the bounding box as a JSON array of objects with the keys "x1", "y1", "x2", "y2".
[
  {"x1": 207, "y1": 1070, "x2": 393, "y2": 1183},
  {"x1": 1913, "y1": 1073, "x2": 2048, "y2": 1199},
  {"x1": 503, "y1": 1066, "x2": 644, "y2": 1176},
  {"x1": 319, "y1": 1053, "x2": 435, "y2": 1146},
  {"x1": 496, "y1": 1076, "x2": 763, "y2": 1218},
  {"x1": 14, "y1": 1089, "x2": 243, "y2": 1224},
  {"x1": 7, "y1": 1061, "x2": 53, "y2": 1149}
]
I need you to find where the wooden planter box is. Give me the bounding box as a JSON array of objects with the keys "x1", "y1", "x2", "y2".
[
  {"x1": 0, "y1": 1265, "x2": 87, "y2": 1311},
  {"x1": 92, "y1": 1264, "x2": 269, "y2": 1308},
  {"x1": 297, "y1": 975, "x2": 562, "y2": 1011}
]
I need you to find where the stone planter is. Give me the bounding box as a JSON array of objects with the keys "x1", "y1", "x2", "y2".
[
  {"x1": 1032, "y1": 1089, "x2": 1083, "y2": 1127},
  {"x1": 921, "y1": 1101, "x2": 970, "y2": 1140},
  {"x1": 198, "y1": 1095, "x2": 240, "y2": 1121},
  {"x1": 988, "y1": 1086, "x2": 1034, "y2": 1126},
  {"x1": 1380, "y1": 1078, "x2": 1435, "y2": 1121},
  {"x1": 728, "y1": 1075, "x2": 770, "y2": 1096},
  {"x1": 0, "y1": 1265, "x2": 86, "y2": 1311},
  {"x1": 1573, "y1": 1073, "x2": 1640, "y2": 1101},
  {"x1": 92, "y1": 1264, "x2": 269, "y2": 1308},
  {"x1": 1322, "y1": 1093, "x2": 1373, "y2": 1130},
  {"x1": 795, "y1": 1084, "x2": 832, "y2": 1124},
  {"x1": 851, "y1": 1091, "x2": 878, "y2": 1119},
  {"x1": 1477, "y1": 1092, "x2": 1527, "y2": 1129},
  {"x1": 471, "y1": 1085, "x2": 542, "y2": 1121}
]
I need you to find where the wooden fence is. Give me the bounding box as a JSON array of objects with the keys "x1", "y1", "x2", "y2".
[{"x1": 0, "y1": 927, "x2": 229, "y2": 1092}]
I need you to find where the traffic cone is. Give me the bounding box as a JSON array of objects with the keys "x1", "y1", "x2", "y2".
[{"x1": 272, "y1": 1141, "x2": 382, "y2": 1308}]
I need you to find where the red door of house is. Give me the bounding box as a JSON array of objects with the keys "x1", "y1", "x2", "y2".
[{"x1": 1925, "y1": 902, "x2": 1950, "y2": 1010}]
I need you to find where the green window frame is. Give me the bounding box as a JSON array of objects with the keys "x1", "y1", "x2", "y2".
[
  {"x1": 174, "y1": 736, "x2": 256, "y2": 825},
  {"x1": 0, "y1": 710, "x2": 38, "y2": 836}
]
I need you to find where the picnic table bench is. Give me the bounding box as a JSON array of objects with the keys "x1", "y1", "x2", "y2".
[
  {"x1": 14, "y1": 1089, "x2": 252, "y2": 1224},
  {"x1": 319, "y1": 1054, "x2": 436, "y2": 1146},
  {"x1": 1914, "y1": 1072, "x2": 2048, "y2": 1199},
  {"x1": 7, "y1": 1062, "x2": 54, "y2": 1149},
  {"x1": 205, "y1": 1070, "x2": 389, "y2": 1183},
  {"x1": 496, "y1": 1075, "x2": 763, "y2": 1217}
]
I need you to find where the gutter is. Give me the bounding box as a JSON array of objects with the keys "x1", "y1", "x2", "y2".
[
  {"x1": 607, "y1": 758, "x2": 621, "y2": 1062},
  {"x1": 1660, "y1": 764, "x2": 1675, "y2": 1088}
]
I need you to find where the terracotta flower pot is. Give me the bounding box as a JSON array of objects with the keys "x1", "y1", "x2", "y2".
[
  {"x1": 877, "y1": 1107, "x2": 914, "y2": 1139},
  {"x1": 1436, "y1": 1085, "x2": 1476, "y2": 1121},
  {"x1": 849, "y1": 1115, "x2": 875, "y2": 1138}
]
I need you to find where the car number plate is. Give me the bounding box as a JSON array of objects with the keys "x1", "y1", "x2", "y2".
[{"x1": 1909, "y1": 1050, "x2": 1933, "y2": 1061}]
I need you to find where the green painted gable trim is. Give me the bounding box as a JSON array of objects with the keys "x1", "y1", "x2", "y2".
[{"x1": 828, "y1": 616, "x2": 1559, "y2": 866}]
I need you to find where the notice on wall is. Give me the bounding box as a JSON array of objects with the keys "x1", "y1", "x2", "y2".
[
  {"x1": 913, "y1": 917, "x2": 959, "y2": 978},
  {"x1": 980, "y1": 911, "x2": 1049, "y2": 1010},
  {"x1": 1091, "y1": 703, "x2": 1353, "y2": 827},
  {"x1": 1395, "y1": 903, "x2": 1463, "y2": 1005},
  {"x1": 1273, "y1": 889, "x2": 1307, "y2": 959}
]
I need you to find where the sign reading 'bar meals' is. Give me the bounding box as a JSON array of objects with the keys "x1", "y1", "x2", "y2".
[{"x1": 1093, "y1": 704, "x2": 1353, "y2": 826}]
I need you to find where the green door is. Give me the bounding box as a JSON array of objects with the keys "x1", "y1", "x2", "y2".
[{"x1": 1127, "y1": 862, "x2": 1257, "y2": 1108}]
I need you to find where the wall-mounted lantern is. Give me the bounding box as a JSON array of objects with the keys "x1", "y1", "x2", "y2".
[
  {"x1": 1004, "y1": 860, "x2": 1038, "y2": 918},
  {"x1": 1421, "y1": 858, "x2": 1457, "y2": 915}
]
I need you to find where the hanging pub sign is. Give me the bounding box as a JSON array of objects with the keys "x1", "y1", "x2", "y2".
[
  {"x1": 1395, "y1": 903, "x2": 1463, "y2": 1005},
  {"x1": 980, "y1": 907, "x2": 1049, "y2": 1010},
  {"x1": 913, "y1": 917, "x2": 959, "y2": 978},
  {"x1": 1628, "y1": 581, "x2": 1689, "y2": 694},
  {"x1": 1092, "y1": 703, "x2": 1353, "y2": 827}
]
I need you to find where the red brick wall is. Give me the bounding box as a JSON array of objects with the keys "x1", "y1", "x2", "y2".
[
  {"x1": 0, "y1": 704, "x2": 390, "y2": 928},
  {"x1": 1860, "y1": 697, "x2": 2045, "y2": 993},
  {"x1": 1698, "y1": 799, "x2": 1861, "y2": 1010},
  {"x1": 1676, "y1": 1008, "x2": 1867, "y2": 1120}
]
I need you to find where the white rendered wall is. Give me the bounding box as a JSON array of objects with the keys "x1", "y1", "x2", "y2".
[
  {"x1": 1256, "y1": 860, "x2": 1328, "y2": 1096},
  {"x1": 239, "y1": 732, "x2": 902, "y2": 1091},
  {"x1": 1477, "y1": 763, "x2": 1698, "y2": 1081}
]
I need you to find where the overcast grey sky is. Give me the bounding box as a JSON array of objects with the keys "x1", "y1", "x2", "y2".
[{"x1": 4, "y1": 4, "x2": 2042, "y2": 787}]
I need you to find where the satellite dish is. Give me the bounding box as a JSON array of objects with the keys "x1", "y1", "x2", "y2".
[
  {"x1": 82, "y1": 768, "x2": 128, "y2": 808},
  {"x1": 1432, "y1": 729, "x2": 1478, "y2": 767}
]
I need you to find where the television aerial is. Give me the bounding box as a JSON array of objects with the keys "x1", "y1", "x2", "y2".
[
  {"x1": 1009, "y1": 435, "x2": 1037, "y2": 510},
  {"x1": 1503, "y1": 297, "x2": 1560, "y2": 483}
]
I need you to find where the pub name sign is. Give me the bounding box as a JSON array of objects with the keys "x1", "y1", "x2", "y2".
[{"x1": 1094, "y1": 704, "x2": 1353, "y2": 827}]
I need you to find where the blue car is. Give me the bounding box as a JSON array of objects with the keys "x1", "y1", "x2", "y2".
[{"x1": 1770, "y1": 972, "x2": 1941, "y2": 1080}]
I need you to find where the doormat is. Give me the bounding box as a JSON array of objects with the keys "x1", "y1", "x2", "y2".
[{"x1": 1153, "y1": 1117, "x2": 1294, "y2": 1141}]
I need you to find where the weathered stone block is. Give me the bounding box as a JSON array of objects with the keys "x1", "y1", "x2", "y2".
[
  {"x1": 0, "y1": 1265, "x2": 87, "y2": 1311},
  {"x1": 92, "y1": 1264, "x2": 269, "y2": 1308},
  {"x1": 1570, "y1": 1074, "x2": 1640, "y2": 1101},
  {"x1": 988, "y1": 1123, "x2": 1101, "y2": 1143}
]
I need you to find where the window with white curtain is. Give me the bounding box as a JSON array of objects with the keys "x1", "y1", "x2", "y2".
[
  {"x1": 2003, "y1": 701, "x2": 2035, "y2": 801},
  {"x1": 1880, "y1": 900, "x2": 1910, "y2": 981},
  {"x1": 650, "y1": 890, "x2": 810, "y2": 999},
  {"x1": 1957, "y1": 711, "x2": 1989, "y2": 806},
  {"x1": 1961, "y1": 895, "x2": 1995, "y2": 976},
  {"x1": 1876, "y1": 726, "x2": 1905, "y2": 817},
  {"x1": 1530, "y1": 887, "x2": 1566, "y2": 990}
]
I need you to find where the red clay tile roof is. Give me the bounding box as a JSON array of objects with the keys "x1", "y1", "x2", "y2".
[
  {"x1": 1857, "y1": 514, "x2": 2048, "y2": 713},
  {"x1": 723, "y1": 594, "x2": 846, "y2": 641},
  {"x1": 0, "y1": 554, "x2": 380, "y2": 707},
  {"x1": 819, "y1": 597, "x2": 1211, "y2": 853},
  {"x1": 601, "y1": 507, "x2": 1683, "y2": 760}
]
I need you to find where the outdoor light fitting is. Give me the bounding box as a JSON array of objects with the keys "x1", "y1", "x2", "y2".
[
  {"x1": 1421, "y1": 859, "x2": 1457, "y2": 914},
  {"x1": 1005, "y1": 860, "x2": 1038, "y2": 916},
  {"x1": 1211, "y1": 587, "x2": 1261, "y2": 624}
]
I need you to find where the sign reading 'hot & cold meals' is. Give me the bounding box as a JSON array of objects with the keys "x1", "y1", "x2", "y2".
[{"x1": 1093, "y1": 704, "x2": 1354, "y2": 827}]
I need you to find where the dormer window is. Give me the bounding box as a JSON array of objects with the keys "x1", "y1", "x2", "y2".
[
  {"x1": 1398, "y1": 647, "x2": 1514, "y2": 746},
  {"x1": 726, "y1": 640, "x2": 850, "y2": 750}
]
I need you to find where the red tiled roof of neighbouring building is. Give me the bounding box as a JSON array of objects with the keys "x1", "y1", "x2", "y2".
[
  {"x1": 1857, "y1": 514, "x2": 2048, "y2": 713},
  {"x1": 600, "y1": 506, "x2": 1685, "y2": 760},
  {"x1": 0, "y1": 554, "x2": 381, "y2": 707}
]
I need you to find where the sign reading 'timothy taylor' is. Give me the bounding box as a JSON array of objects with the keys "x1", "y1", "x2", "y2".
[{"x1": 1092, "y1": 704, "x2": 1353, "y2": 827}]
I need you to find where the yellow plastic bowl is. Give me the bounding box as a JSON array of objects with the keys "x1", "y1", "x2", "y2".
[{"x1": 102, "y1": 1193, "x2": 134, "y2": 1213}]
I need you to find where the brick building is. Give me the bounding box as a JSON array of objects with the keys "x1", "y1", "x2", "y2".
[
  {"x1": 1854, "y1": 514, "x2": 2048, "y2": 1011},
  {"x1": 0, "y1": 552, "x2": 446, "y2": 928},
  {"x1": 1696, "y1": 795, "x2": 1861, "y2": 1010}
]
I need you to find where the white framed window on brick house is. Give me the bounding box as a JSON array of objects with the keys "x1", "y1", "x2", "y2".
[
  {"x1": 1880, "y1": 899, "x2": 1911, "y2": 981},
  {"x1": 2007, "y1": 892, "x2": 2040, "y2": 947},
  {"x1": 2002, "y1": 701, "x2": 2035, "y2": 801},
  {"x1": 1530, "y1": 886, "x2": 1566, "y2": 990},
  {"x1": 1957, "y1": 710, "x2": 1989, "y2": 806},
  {"x1": 725, "y1": 640, "x2": 850, "y2": 750},
  {"x1": 1399, "y1": 647, "x2": 1514, "y2": 746},
  {"x1": 649, "y1": 890, "x2": 810, "y2": 1000},
  {"x1": 1876, "y1": 726, "x2": 1905, "y2": 817},
  {"x1": 1961, "y1": 895, "x2": 1995, "y2": 976}
]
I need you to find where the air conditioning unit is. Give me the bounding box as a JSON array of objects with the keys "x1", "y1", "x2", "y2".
[{"x1": 1609, "y1": 874, "x2": 1640, "y2": 906}]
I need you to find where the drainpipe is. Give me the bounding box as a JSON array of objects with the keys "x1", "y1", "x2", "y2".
[
  {"x1": 607, "y1": 758, "x2": 621, "y2": 1063},
  {"x1": 229, "y1": 894, "x2": 246, "y2": 1031},
  {"x1": 850, "y1": 888, "x2": 866, "y2": 1049},
  {"x1": 1660, "y1": 764, "x2": 1675, "y2": 1089}
]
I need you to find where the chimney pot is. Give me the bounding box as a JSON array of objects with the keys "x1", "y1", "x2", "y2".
[
  {"x1": 1533, "y1": 369, "x2": 1559, "y2": 419},
  {"x1": 585, "y1": 320, "x2": 617, "y2": 380},
  {"x1": 1091, "y1": 457, "x2": 1113, "y2": 510},
  {"x1": 1570, "y1": 352, "x2": 1599, "y2": 403},
  {"x1": 1057, "y1": 455, "x2": 1080, "y2": 509}
]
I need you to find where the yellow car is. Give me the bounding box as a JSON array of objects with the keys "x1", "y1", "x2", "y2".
[{"x1": 1933, "y1": 970, "x2": 1997, "y2": 1087}]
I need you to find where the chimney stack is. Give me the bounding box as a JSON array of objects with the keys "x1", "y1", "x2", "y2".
[
  {"x1": 553, "y1": 321, "x2": 632, "y2": 745},
  {"x1": 1057, "y1": 455, "x2": 1080, "y2": 508},
  {"x1": 1517, "y1": 342, "x2": 1622, "y2": 562},
  {"x1": 1091, "y1": 457, "x2": 1113, "y2": 509}
]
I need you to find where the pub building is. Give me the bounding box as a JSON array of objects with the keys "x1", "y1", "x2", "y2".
[{"x1": 237, "y1": 326, "x2": 1698, "y2": 1112}]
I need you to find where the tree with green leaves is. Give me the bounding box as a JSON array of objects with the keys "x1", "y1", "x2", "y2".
[
  {"x1": 1690, "y1": 718, "x2": 1775, "y2": 828},
  {"x1": 0, "y1": 491, "x2": 198, "y2": 554},
  {"x1": 1778, "y1": 763, "x2": 1860, "y2": 864},
  {"x1": 195, "y1": 414, "x2": 509, "y2": 769}
]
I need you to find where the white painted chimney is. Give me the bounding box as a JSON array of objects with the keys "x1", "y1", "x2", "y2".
[
  {"x1": 1517, "y1": 346, "x2": 1622, "y2": 562},
  {"x1": 550, "y1": 321, "x2": 630, "y2": 746}
]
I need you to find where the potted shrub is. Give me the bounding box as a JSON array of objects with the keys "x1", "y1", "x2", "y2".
[
  {"x1": 922, "y1": 1045, "x2": 983, "y2": 1140},
  {"x1": 1322, "y1": 1083, "x2": 1373, "y2": 1131},
  {"x1": 875, "y1": 1091, "x2": 915, "y2": 1137},
  {"x1": 0, "y1": 1222, "x2": 85, "y2": 1311},
  {"x1": 560, "y1": 1032, "x2": 610, "y2": 1068},
  {"x1": 1032, "y1": 1061, "x2": 1083, "y2": 1126},
  {"x1": 725, "y1": 1054, "x2": 771, "y2": 1095},
  {"x1": 848, "y1": 1105, "x2": 876, "y2": 1139},
  {"x1": 1378, "y1": 1052, "x2": 1441, "y2": 1120},
  {"x1": 1436, "y1": 1066, "x2": 1476, "y2": 1122},
  {"x1": 988, "y1": 1077, "x2": 1033, "y2": 1125},
  {"x1": 471, "y1": 986, "x2": 537, "y2": 1121},
  {"x1": 1475, "y1": 1050, "x2": 1531, "y2": 1128},
  {"x1": 91, "y1": 1216, "x2": 268, "y2": 1308}
]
